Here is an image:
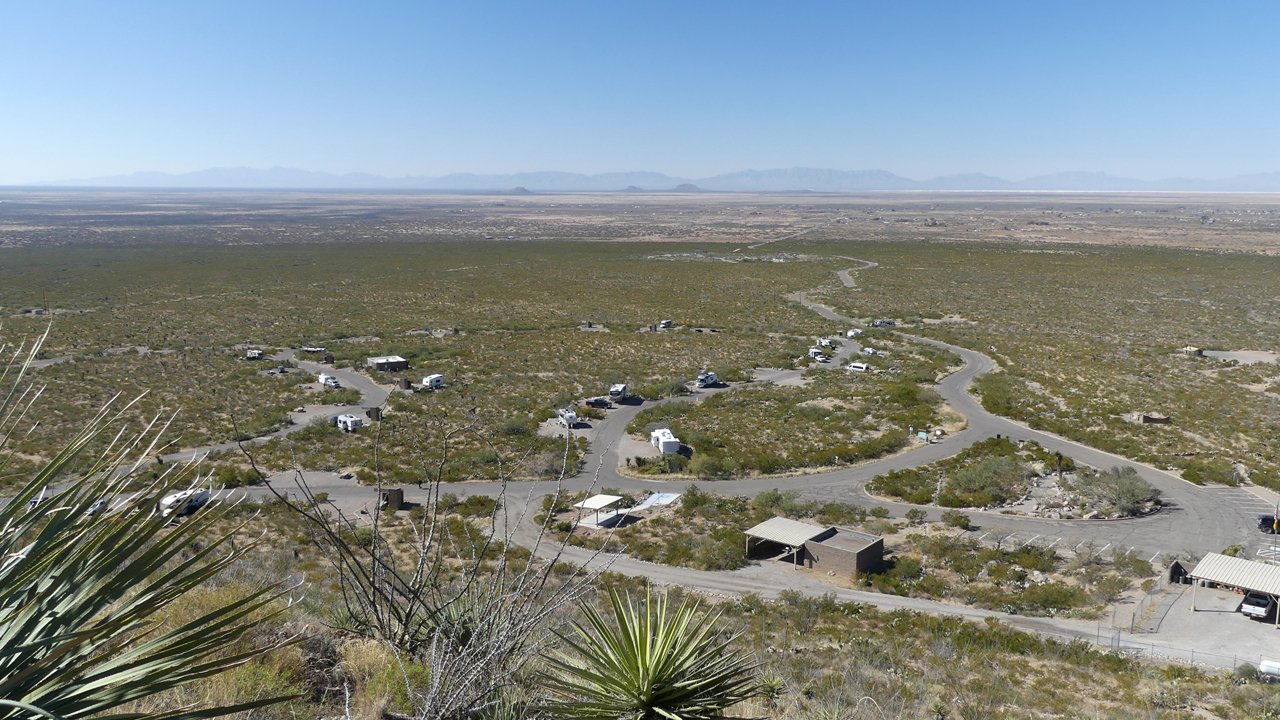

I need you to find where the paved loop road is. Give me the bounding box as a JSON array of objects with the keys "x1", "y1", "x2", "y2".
[
  {"x1": 262, "y1": 262, "x2": 1253, "y2": 560},
  {"x1": 465, "y1": 262, "x2": 1247, "y2": 560}
]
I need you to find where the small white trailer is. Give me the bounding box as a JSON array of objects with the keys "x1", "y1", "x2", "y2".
[
  {"x1": 556, "y1": 408, "x2": 579, "y2": 428},
  {"x1": 336, "y1": 414, "x2": 363, "y2": 433},
  {"x1": 245, "y1": 349, "x2": 263, "y2": 360},
  {"x1": 422, "y1": 374, "x2": 445, "y2": 390},
  {"x1": 650, "y1": 428, "x2": 681, "y2": 454},
  {"x1": 846, "y1": 329, "x2": 863, "y2": 338}
]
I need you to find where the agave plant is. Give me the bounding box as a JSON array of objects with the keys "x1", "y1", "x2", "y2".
[
  {"x1": 0, "y1": 330, "x2": 295, "y2": 720},
  {"x1": 539, "y1": 588, "x2": 760, "y2": 720}
]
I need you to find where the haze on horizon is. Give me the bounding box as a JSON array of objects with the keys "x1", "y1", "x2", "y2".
[{"x1": 3, "y1": 1, "x2": 1279, "y2": 187}]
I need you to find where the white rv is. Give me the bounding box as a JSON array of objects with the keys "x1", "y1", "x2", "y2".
[
  {"x1": 608, "y1": 383, "x2": 630, "y2": 401},
  {"x1": 336, "y1": 414, "x2": 363, "y2": 433},
  {"x1": 158, "y1": 489, "x2": 211, "y2": 518},
  {"x1": 817, "y1": 338, "x2": 834, "y2": 348},
  {"x1": 847, "y1": 362, "x2": 870, "y2": 372},
  {"x1": 318, "y1": 373, "x2": 341, "y2": 388},
  {"x1": 696, "y1": 372, "x2": 717, "y2": 388},
  {"x1": 650, "y1": 428, "x2": 681, "y2": 454},
  {"x1": 846, "y1": 329, "x2": 863, "y2": 338},
  {"x1": 422, "y1": 374, "x2": 445, "y2": 390},
  {"x1": 556, "y1": 408, "x2": 579, "y2": 428},
  {"x1": 245, "y1": 349, "x2": 263, "y2": 360}
]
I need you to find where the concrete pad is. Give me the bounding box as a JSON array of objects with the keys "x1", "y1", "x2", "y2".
[{"x1": 1147, "y1": 585, "x2": 1280, "y2": 665}]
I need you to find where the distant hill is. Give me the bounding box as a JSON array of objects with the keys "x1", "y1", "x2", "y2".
[{"x1": 35, "y1": 166, "x2": 1280, "y2": 193}]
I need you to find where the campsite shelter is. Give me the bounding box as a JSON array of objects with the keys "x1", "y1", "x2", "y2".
[
  {"x1": 1189, "y1": 552, "x2": 1280, "y2": 628},
  {"x1": 572, "y1": 494, "x2": 623, "y2": 525},
  {"x1": 744, "y1": 516, "x2": 883, "y2": 573}
]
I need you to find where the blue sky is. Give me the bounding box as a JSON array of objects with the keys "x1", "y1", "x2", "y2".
[{"x1": 2, "y1": 1, "x2": 1277, "y2": 184}]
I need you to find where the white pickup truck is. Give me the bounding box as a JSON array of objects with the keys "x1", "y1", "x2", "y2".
[{"x1": 1242, "y1": 591, "x2": 1275, "y2": 619}]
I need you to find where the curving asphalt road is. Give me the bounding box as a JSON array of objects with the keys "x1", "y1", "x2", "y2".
[
  {"x1": 157, "y1": 349, "x2": 392, "y2": 464},
  {"x1": 256, "y1": 262, "x2": 1257, "y2": 562}
]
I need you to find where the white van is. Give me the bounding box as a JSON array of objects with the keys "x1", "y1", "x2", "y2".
[
  {"x1": 422, "y1": 374, "x2": 445, "y2": 390},
  {"x1": 847, "y1": 362, "x2": 870, "y2": 372}
]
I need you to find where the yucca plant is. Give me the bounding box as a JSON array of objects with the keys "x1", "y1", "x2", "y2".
[
  {"x1": 538, "y1": 588, "x2": 760, "y2": 720},
  {"x1": 0, "y1": 330, "x2": 296, "y2": 720}
]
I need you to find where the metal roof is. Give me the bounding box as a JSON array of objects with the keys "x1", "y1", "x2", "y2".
[
  {"x1": 744, "y1": 517, "x2": 832, "y2": 547},
  {"x1": 1189, "y1": 553, "x2": 1280, "y2": 596},
  {"x1": 572, "y1": 494, "x2": 623, "y2": 511}
]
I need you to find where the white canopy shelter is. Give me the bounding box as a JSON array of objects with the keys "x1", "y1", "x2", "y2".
[{"x1": 572, "y1": 494, "x2": 623, "y2": 525}]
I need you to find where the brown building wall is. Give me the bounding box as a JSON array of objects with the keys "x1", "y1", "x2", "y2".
[{"x1": 804, "y1": 537, "x2": 884, "y2": 575}]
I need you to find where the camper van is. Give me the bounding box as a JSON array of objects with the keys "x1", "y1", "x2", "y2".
[
  {"x1": 556, "y1": 408, "x2": 579, "y2": 428},
  {"x1": 608, "y1": 383, "x2": 630, "y2": 401},
  {"x1": 696, "y1": 372, "x2": 718, "y2": 388},
  {"x1": 158, "y1": 489, "x2": 211, "y2": 518},
  {"x1": 318, "y1": 374, "x2": 341, "y2": 388},
  {"x1": 422, "y1": 374, "x2": 445, "y2": 390},
  {"x1": 336, "y1": 414, "x2": 363, "y2": 433}
]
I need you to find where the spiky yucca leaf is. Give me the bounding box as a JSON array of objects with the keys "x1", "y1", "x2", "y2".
[
  {"x1": 0, "y1": 330, "x2": 297, "y2": 720},
  {"x1": 539, "y1": 588, "x2": 759, "y2": 720}
]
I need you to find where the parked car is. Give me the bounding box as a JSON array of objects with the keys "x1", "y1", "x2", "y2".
[
  {"x1": 585, "y1": 397, "x2": 612, "y2": 408},
  {"x1": 1259, "y1": 515, "x2": 1278, "y2": 533},
  {"x1": 1242, "y1": 591, "x2": 1276, "y2": 619}
]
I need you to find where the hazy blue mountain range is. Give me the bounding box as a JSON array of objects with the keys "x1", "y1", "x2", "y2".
[{"x1": 34, "y1": 166, "x2": 1280, "y2": 192}]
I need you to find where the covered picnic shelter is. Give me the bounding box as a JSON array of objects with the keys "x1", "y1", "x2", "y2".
[
  {"x1": 572, "y1": 494, "x2": 623, "y2": 525},
  {"x1": 744, "y1": 517, "x2": 835, "y2": 568},
  {"x1": 1189, "y1": 552, "x2": 1280, "y2": 627}
]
